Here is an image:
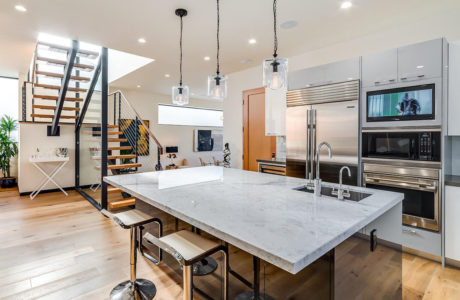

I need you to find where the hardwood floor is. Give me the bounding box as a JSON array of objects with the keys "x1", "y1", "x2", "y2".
[{"x1": 0, "y1": 188, "x2": 459, "y2": 299}]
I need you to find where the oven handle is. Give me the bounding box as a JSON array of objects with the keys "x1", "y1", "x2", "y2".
[{"x1": 364, "y1": 175, "x2": 437, "y2": 192}]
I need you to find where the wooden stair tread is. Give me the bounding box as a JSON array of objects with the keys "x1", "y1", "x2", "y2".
[
  {"x1": 108, "y1": 138, "x2": 128, "y2": 142},
  {"x1": 108, "y1": 163, "x2": 142, "y2": 170},
  {"x1": 36, "y1": 56, "x2": 94, "y2": 71},
  {"x1": 36, "y1": 70, "x2": 91, "y2": 82},
  {"x1": 108, "y1": 146, "x2": 132, "y2": 151},
  {"x1": 109, "y1": 198, "x2": 136, "y2": 209},
  {"x1": 84, "y1": 124, "x2": 119, "y2": 128},
  {"x1": 108, "y1": 187, "x2": 122, "y2": 194},
  {"x1": 30, "y1": 114, "x2": 77, "y2": 119},
  {"x1": 32, "y1": 104, "x2": 80, "y2": 111},
  {"x1": 34, "y1": 94, "x2": 83, "y2": 102},
  {"x1": 34, "y1": 83, "x2": 87, "y2": 93},
  {"x1": 38, "y1": 41, "x2": 99, "y2": 58},
  {"x1": 92, "y1": 154, "x2": 136, "y2": 160},
  {"x1": 90, "y1": 131, "x2": 123, "y2": 135}
]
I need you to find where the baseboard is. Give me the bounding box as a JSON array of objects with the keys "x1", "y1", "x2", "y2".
[
  {"x1": 403, "y1": 246, "x2": 442, "y2": 263},
  {"x1": 19, "y1": 185, "x2": 92, "y2": 196},
  {"x1": 446, "y1": 258, "x2": 460, "y2": 269}
]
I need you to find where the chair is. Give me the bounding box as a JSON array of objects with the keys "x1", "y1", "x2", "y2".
[
  {"x1": 144, "y1": 230, "x2": 228, "y2": 300},
  {"x1": 110, "y1": 209, "x2": 163, "y2": 300}
]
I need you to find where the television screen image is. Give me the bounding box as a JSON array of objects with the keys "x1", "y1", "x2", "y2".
[{"x1": 367, "y1": 84, "x2": 435, "y2": 122}]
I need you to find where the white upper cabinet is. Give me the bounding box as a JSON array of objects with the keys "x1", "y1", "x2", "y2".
[
  {"x1": 288, "y1": 57, "x2": 360, "y2": 91},
  {"x1": 362, "y1": 49, "x2": 398, "y2": 88},
  {"x1": 397, "y1": 39, "x2": 443, "y2": 82},
  {"x1": 448, "y1": 41, "x2": 460, "y2": 136}
]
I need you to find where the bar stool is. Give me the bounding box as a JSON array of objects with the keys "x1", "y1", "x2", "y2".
[
  {"x1": 110, "y1": 209, "x2": 162, "y2": 300},
  {"x1": 144, "y1": 230, "x2": 228, "y2": 300}
]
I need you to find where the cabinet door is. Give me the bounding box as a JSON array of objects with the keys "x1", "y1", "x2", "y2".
[
  {"x1": 288, "y1": 64, "x2": 326, "y2": 90},
  {"x1": 322, "y1": 57, "x2": 360, "y2": 84},
  {"x1": 362, "y1": 49, "x2": 398, "y2": 88},
  {"x1": 398, "y1": 39, "x2": 442, "y2": 82},
  {"x1": 448, "y1": 42, "x2": 460, "y2": 136},
  {"x1": 446, "y1": 185, "x2": 460, "y2": 261}
]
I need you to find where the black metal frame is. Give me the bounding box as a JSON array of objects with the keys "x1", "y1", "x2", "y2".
[
  {"x1": 50, "y1": 40, "x2": 78, "y2": 136},
  {"x1": 75, "y1": 47, "x2": 109, "y2": 211}
]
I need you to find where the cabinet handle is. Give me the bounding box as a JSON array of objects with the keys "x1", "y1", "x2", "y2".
[
  {"x1": 400, "y1": 77, "x2": 408, "y2": 81},
  {"x1": 374, "y1": 81, "x2": 381, "y2": 85},
  {"x1": 417, "y1": 74, "x2": 425, "y2": 78},
  {"x1": 403, "y1": 228, "x2": 417, "y2": 235},
  {"x1": 388, "y1": 79, "x2": 396, "y2": 83}
]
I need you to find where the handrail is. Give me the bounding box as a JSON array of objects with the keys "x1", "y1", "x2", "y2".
[{"x1": 109, "y1": 90, "x2": 163, "y2": 154}]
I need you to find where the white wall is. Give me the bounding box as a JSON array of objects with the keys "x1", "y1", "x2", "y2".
[
  {"x1": 116, "y1": 88, "x2": 224, "y2": 168},
  {"x1": 224, "y1": 10, "x2": 460, "y2": 169},
  {"x1": 18, "y1": 123, "x2": 75, "y2": 193}
]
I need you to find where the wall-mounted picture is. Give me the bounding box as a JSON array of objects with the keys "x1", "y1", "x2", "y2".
[
  {"x1": 119, "y1": 119, "x2": 150, "y2": 156},
  {"x1": 194, "y1": 130, "x2": 223, "y2": 152}
]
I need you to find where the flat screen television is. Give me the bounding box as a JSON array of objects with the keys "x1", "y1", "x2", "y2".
[{"x1": 367, "y1": 84, "x2": 435, "y2": 122}]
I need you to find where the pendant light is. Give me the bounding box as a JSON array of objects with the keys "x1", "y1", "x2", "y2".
[
  {"x1": 207, "y1": 0, "x2": 227, "y2": 99},
  {"x1": 262, "y1": 0, "x2": 288, "y2": 90},
  {"x1": 172, "y1": 8, "x2": 189, "y2": 106}
]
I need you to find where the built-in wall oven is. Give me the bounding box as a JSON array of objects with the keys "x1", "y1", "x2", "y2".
[{"x1": 362, "y1": 129, "x2": 442, "y2": 232}]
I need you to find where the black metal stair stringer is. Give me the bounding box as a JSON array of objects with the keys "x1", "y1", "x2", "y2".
[{"x1": 50, "y1": 40, "x2": 78, "y2": 136}]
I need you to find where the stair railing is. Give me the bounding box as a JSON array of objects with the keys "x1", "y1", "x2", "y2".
[{"x1": 109, "y1": 90, "x2": 163, "y2": 172}]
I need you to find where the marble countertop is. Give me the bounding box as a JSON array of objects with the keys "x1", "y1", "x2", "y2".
[
  {"x1": 104, "y1": 166, "x2": 403, "y2": 274},
  {"x1": 445, "y1": 175, "x2": 460, "y2": 187}
]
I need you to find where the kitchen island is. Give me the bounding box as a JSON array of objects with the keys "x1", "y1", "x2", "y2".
[{"x1": 104, "y1": 166, "x2": 403, "y2": 299}]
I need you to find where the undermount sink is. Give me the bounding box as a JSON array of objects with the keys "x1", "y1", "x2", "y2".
[{"x1": 293, "y1": 185, "x2": 372, "y2": 202}]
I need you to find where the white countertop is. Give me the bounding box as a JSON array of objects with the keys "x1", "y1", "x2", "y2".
[
  {"x1": 29, "y1": 156, "x2": 70, "y2": 163},
  {"x1": 104, "y1": 166, "x2": 403, "y2": 274}
]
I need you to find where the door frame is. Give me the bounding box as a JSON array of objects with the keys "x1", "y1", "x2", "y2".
[{"x1": 243, "y1": 87, "x2": 276, "y2": 171}]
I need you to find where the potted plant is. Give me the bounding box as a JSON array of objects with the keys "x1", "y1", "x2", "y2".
[{"x1": 0, "y1": 115, "x2": 18, "y2": 188}]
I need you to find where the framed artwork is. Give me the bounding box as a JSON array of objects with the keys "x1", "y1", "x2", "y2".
[
  {"x1": 119, "y1": 119, "x2": 150, "y2": 156},
  {"x1": 193, "y1": 130, "x2": 223, "y2": 152}
]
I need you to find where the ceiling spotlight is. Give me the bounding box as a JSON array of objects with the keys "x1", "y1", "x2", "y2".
[
  {"x1": 15, "y1": 4, "x2": 27, "y2": 12},
  {"x1": 280, "y1": 20, "x2": 298, "y2": 29},
  {"x1": 241, "y1": 59, "x2": 252, "y2": 64},
  {"x1": 341, "y1": 1, "x2": 352, "y2": 9},
  {"x1": 204, "y1": 56, "x2": 211, "y2": 61},
  {"x1": 164, "y1": 74, "x2": 171, "y2": 78},
  {"x1": 249, "y1": 38, "x2": 257, "y2": 45},
  {"x1": 138, "y1": 38, "x2": 146, "y2": 44},
  {"x1": 137, "y1": 85, "x2": 141, "y2": 88}
]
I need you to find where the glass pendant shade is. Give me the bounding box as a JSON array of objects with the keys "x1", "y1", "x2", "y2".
[
  {"x1": 172, "y1": 85, "x2": 189, "y2": 106},
  {"x1": 207, "y1": 74, "x2": 228, "y2": 99},
  {"x1": 263, "y1": 57, "x2": 288, "y2": 90}
]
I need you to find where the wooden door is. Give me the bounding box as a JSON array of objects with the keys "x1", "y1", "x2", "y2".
[{"x1": 243, "y1": 88, "x2": 276, "y2": 171}]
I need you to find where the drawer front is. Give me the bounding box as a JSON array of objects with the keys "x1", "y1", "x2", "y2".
[
  {"x1": 402, "y1": 225, "x2": 441, "y2": 256},
  {"x1": 259, "y1": 164, "x2": 286, "y2": 176}
]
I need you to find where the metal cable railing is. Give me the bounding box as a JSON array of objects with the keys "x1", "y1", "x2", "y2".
[{"x1": 109, "y1": 90, "x2": 163, "y2": 173}]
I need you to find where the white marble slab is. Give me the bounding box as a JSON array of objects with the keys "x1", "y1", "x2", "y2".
[{"x1": 104, "y1": 166, "x2": 403, "y2": 274}]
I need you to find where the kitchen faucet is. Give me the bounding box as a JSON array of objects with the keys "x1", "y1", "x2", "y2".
[
  {"x1": 337, "y1": 166, "x2": 351, "y2": 200},
  {"x1": 314, "y1": 142, "x2": 332, "y2": 197}
]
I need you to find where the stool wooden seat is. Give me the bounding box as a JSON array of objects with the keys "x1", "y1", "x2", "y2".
[
  {"x1": 110, "y1": 208, "x2": 162, "y2": 300},
  {"x1": 144, "y1": 230, "x2": 228, "y2": 300}
]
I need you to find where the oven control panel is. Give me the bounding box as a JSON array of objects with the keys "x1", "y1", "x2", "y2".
[{"x1": 419, "y1": 132, "x2": 433, "y2": 161}]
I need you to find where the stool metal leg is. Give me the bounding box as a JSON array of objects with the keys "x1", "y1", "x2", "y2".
[
  {"x1": 110, "y1": 227, "x2": 157, "y2": 300},
  {"x1": 183, "y1": 265, "x2": 193, "y2": 300}
]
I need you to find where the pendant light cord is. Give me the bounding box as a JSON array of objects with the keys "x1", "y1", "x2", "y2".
[
  {"x1": 179, "y1": 14, "x2": 183, "y2": 86},
  {"x1": 273, "y1": 0, "x2": 278, "y2": 58},
  {"x1": 216, "y1": 0, "x2": 220, "y2": 74}
]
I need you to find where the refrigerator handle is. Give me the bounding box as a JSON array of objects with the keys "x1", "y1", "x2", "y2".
[
  {"x1": 306, "y1": 110, "x2": 311, "y2": 181},
  {"x1": 311, "y1": 109, "x2": 317, "y2": 180}
]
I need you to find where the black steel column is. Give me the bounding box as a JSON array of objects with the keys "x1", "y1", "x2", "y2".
[
  {"x1": 101, "y1": 47, "x2": 109, "y2": 210},
  {"x1": 253, "y1": 256, "x2": 260, "y2": 299},
  {"x1": 75, "y1": 123, "x2": 80, "y2": 188}
]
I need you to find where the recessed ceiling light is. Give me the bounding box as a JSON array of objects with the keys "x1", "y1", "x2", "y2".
[
  {"x1": 138, "y1": 38, "x2": 146, "y2": 44},
  {"x1": 280, "y1": 20, "x2": 298, "y2": 29},
  {"x1": 416, "y1": 65, "x2": 424, "y2": 69},
  {"x1": 241, "y1": 59, "x2": 252, "y2": 64},
  {"x1": 248, "y1": 38, "x2": 257, "y2": 45},
  {"x1": 341, "y1": 1, "x2": 352, "y2": 9},
  {"x1": 164, "y1": 74, "x2": 170, "y2": 78},
  {"x1": 136, "y1": 85, "x2": 141, "y2": 88},
  {"x1": 204, "y1": 56, "x2": 211, "y2": 61},
  {"x1": 15, "y1": 4, "x2": 27, "y2": 12}
]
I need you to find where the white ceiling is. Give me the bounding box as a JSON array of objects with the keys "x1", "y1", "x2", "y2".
[{"x1": 0, "y1": 0, "x2": 459, "y2": 98}]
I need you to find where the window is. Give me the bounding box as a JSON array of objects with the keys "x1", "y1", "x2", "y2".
[
  {"x1": 0, "y1": 77, "x2": 19, "y2": 141},
  {"x1": 158, "y1": 104, "x2": 223, "y2": 127}
]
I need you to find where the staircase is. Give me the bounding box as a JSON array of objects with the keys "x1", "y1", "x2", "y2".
[{"x1": 30, "y1": 40, "x2": 100, "y2": 129}]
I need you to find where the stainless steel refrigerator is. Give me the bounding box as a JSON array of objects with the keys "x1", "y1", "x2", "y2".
[{"x1": 286, "y1": 80, "x2": 359, "y2": 185}]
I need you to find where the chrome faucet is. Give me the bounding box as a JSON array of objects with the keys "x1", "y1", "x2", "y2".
[
  {"x1": 338, "y1": 166, "x2": 351, "y2": 200},
  {"x1": 314, "y1": 142, "x2": 332, "y2": 197}
]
